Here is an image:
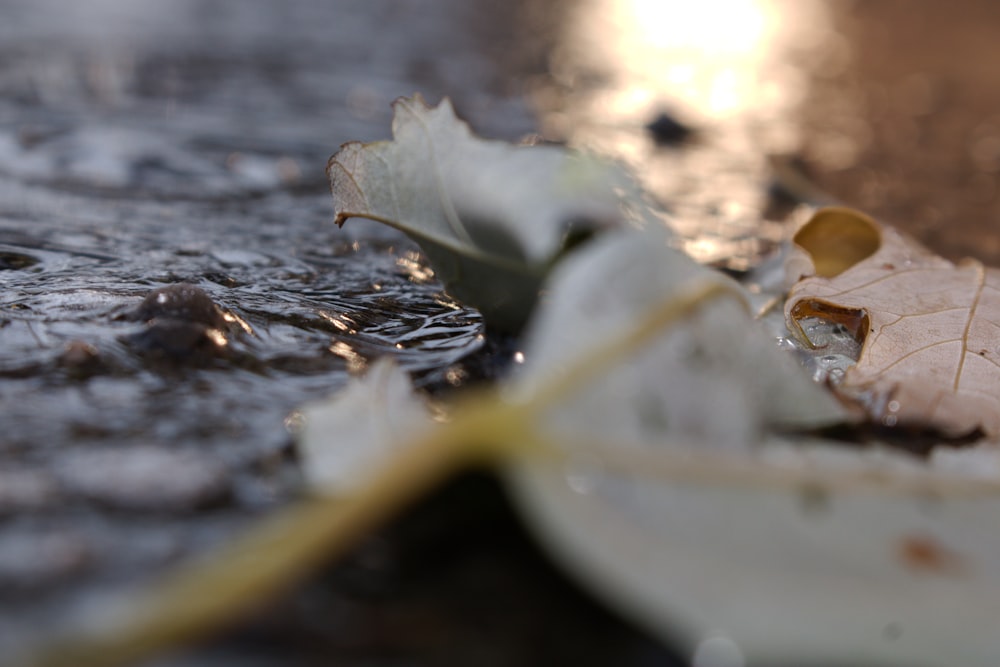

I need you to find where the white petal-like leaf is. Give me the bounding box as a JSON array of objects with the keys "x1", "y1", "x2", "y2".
[
  {"x1": 510, "y1": 226, "x2": 847, "y2": 448},
  {"x1": 503, "y1": 227, "x2": 1000, "y2": 666},
  {"x1": 509, "y1": 445, "x2": 1000, "y2": 666},
  {"x1": 297, "y1": 357, "x2": 433, "y2": 494}
]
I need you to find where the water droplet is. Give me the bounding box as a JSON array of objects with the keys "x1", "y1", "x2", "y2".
[
  {"x1": 775, "y1": 336, "x2": 797, "y2": 351},
  {"x1": 283, "y1": 411, "x2": 304, "y2": 433},
  {"x1": 513, "y1": 351, "x2": 525, "y2": 364},
  {"x1": 444, "y1": 366, "x2": 466, "y2": 385},
  {"x1": 887, "y1": 400, "x2": 900, "y2": 413}
]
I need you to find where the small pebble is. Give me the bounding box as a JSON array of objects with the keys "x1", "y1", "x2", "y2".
[
  {"x1": 646, "y1": 111, "x2": 694, "y2": 146},
  {"x1": 127, "y1": 319, "x2": 229, "y2": 364},
  {"x1": 124, "y1": 284, "x2": 232, "y2": 364},
  {"x1": 0, "y1": 251, "x2": 40, "y2": 270},
  {"x1": 58, "y1": 340, "x2": 104, "y2": 378},
  {"x1": 130, "y1": 284, "x2": 226, "y2": 328}
]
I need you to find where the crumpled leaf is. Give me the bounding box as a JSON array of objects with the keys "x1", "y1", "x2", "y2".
[
  {"x1": 785, "y1": 206, "x2": 1000, "y2": 436},
  {"x1": 328, "y1": 94, "x2": 644, "y2": 332}
]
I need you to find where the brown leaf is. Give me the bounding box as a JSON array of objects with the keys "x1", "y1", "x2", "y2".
[{"x1": 785, "y1": 207, "x2": 1000, "y2": 436}]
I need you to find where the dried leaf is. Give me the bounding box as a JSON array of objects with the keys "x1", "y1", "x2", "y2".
[
  {"x1": 328, "y1": 94, "x2": 642, "y2": 332},
  {"x1": 785, "y1": 207, "x2": 1000, "y2": 436}
]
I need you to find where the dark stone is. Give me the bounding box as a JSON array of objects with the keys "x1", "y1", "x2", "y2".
[
  {"x1": 645, "y1": 111, "x2": 694, "y2": 146},
  {"x1": 0, "y1": 251, "x2": 40, "y2": 270},
  {"x1": 130, "y1": 284, "x2": 227, "y2": 329},
  {"x1": 121, "y1": 284, "x2": 234, "y2": 365},
  {"x1": 126, "y1": 318, "x2": 229, "y2": 365}
]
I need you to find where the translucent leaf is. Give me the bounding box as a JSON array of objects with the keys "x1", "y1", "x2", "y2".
[
  {"x1": 511, "y1": 227, "x2": 847, "y2": 449},
  {"x1": 328, "y1": 94, "x2": 644, "y2": 331}
]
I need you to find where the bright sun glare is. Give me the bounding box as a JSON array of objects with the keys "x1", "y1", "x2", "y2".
[{"x1": 607, "y1": 0, "x2": 770, "y2": 118}]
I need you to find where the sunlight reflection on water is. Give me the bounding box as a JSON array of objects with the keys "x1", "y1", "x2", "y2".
[{"x1": 535, "y1": 0, "x2": 839, "y2": 270}]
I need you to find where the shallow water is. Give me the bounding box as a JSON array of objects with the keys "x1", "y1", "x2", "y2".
[
  {"x1": 0, "y1": 0, "x2": 543, "y2": 654},
  {"x1": 3, "y1": 0, "x2": 1000, "y2": 664}
]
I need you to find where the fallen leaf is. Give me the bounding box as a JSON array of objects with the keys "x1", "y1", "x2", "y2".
[
  {"x1": 785, "y1": 206, "x2": 1000, "y2": 436},
  {"x1": 509, "y1": 443, "x2": 1000, "y2": 667},
  {"x1": 297, "y1": 357, "x2": 435, "y2": 494},
  {"x1": 328, "y1": 94, "x2": 647, "y2": 332},
  {"x1": 511, "y1": 226, "x2": 847, "y2": 449}
]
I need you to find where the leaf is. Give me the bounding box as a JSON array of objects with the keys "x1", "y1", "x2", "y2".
[
  {"x1": 502, "y1": 226, "x2": 1000, "y2": 667},
  {"x1": 785, "y1": 206, "x2": 1000, "y2": 436},
  {"x1": 327, "y1": 94, "x2": 645, "y2": 332},
  {"x1": 510, "y1": 226, "x2": 847, "y2": 449},
  {"x1": 296, "y1": 357, "x2": 435, "y2": 494},
  {"x1": 508, "y1": 440, "x2": 1000, "y2": 667}
]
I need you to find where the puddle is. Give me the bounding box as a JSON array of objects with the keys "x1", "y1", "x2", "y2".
[
  {"x1": 0, "y1": 0, "x2": 540, "y2": 654},
  {"x1": 2, "y1": 0, "x2": 997, "y2": 663},
  {"x1": 532, "y1": 0, "x2": 839, "y2": 271}
]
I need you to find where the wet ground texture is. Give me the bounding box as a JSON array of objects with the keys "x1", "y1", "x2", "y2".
[
  {"x1": 3, "y1": 1, "x2": 1000, "y2": 665},
  {"x1": 0, "y1": 1, "x2": 682, "y2": 664}
]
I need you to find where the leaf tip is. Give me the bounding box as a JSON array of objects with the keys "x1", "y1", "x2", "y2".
[{"x1": 327, "y1": 142, "x2": 370, "y2": 224}]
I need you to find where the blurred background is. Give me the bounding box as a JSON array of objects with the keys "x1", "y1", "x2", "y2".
[{"x1": 2, "y1": 1, "x2": 999, "y2": 665}]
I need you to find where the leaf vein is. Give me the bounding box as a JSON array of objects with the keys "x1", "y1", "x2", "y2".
[
  {"x1": 401, "y1": 99, "x2": 474, "y2": 245},
  {"x1": 820, "y1": 267, "x2": 954, "y2": 299},
  {"x1": 872, "y1": 339, "x2": 959, "y2": 375},
  {"x1": 955, "y1": 260, "x2": 986, "y2": 391}
]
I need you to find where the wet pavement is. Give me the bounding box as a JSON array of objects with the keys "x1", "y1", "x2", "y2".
[
  {"x1": 2, "y1": 1, "x2": 1000, "y2": 665},
  {"x1": 0, "y1": 0, "x2": 532, "y2": 659}
]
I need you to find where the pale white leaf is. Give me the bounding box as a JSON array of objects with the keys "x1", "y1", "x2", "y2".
[
  {"x1": 508, "y1": 447, "x2": 1000, "y2": 666},
  {"x1": 503, "y1": 229, "x2": 1000, "y2": 666},
  {"x1": 297, "y1": 357, "x2": 432, "y2": 495},
  {"x1": 511, "y1": 226, "x2": 846, "y2": 450}
]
